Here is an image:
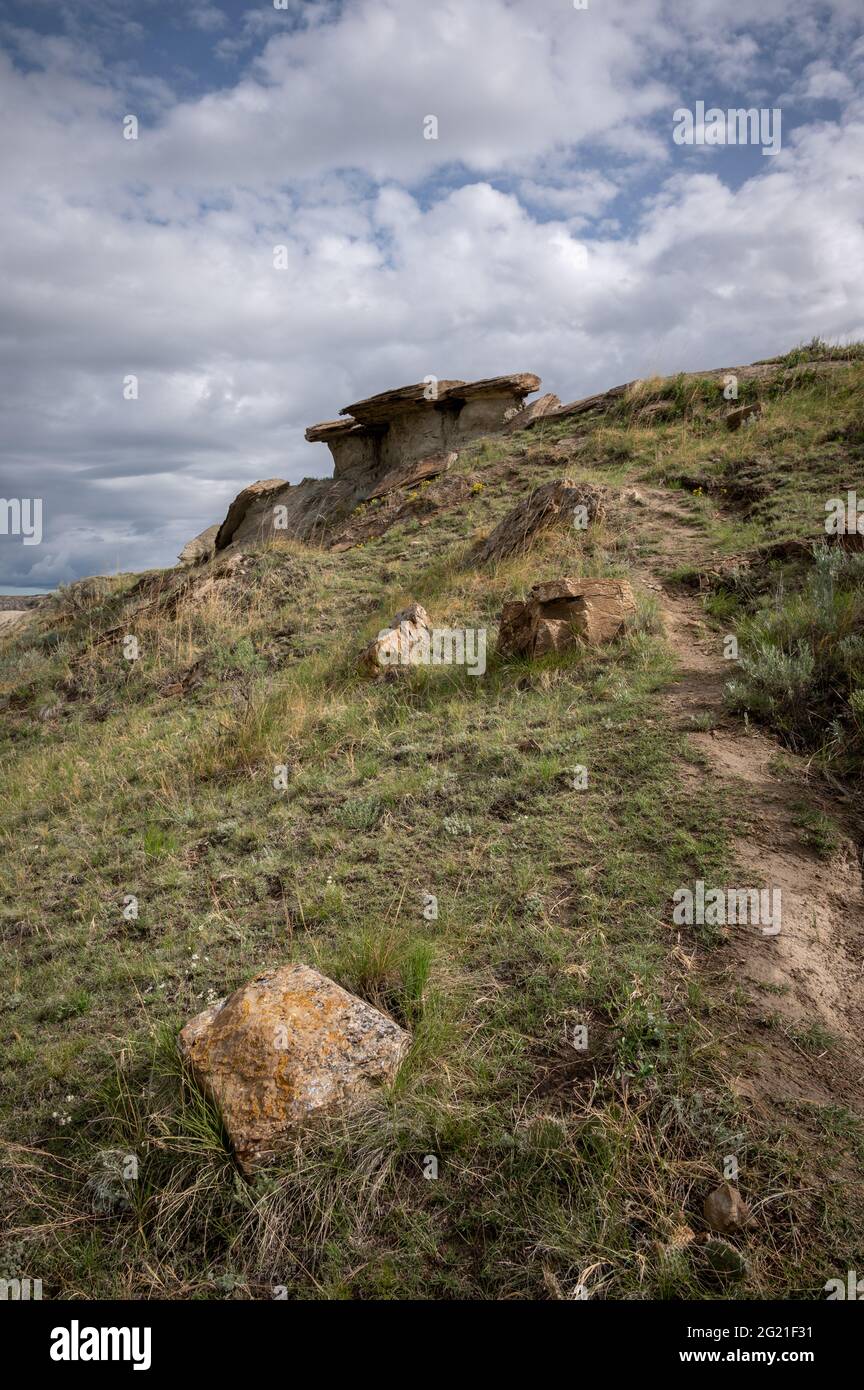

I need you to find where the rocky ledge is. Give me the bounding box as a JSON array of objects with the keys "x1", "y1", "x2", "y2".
[{"x1": 196, "y1": 372, "x2": 542, "y2": 557}]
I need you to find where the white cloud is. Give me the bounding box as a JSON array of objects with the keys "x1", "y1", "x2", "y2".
[
  {"x1": 187, "y1": 5, "x2": 228, "y2": 34},
  {"x1": 1, "y1": 0, "x2": 863, "y2": 586},
  {"x1": 800, "y1": 60, "x2": 855, "y2": 101}
]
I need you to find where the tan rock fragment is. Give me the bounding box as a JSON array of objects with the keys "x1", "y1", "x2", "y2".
[
  {"x1": 498, "y1": 577, "x2": 636, "y2": 658},
  {"x1": 726, "y1": 403, "x2": 763, "y2": 431},
  {"x1": 503, "y1": 393, "x2": 562, "y2": 433},
  {"x1": 703, "y1": 1182, "x2": 751, "y2": 1234},
  {"x1": 360, "y1": 601, "x2": 433, "y2": 674},
  {"x1": 178, "y1": 524, "x2": 219, "y2": 567}
]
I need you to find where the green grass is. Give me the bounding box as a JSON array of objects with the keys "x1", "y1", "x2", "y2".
[
  {"x1": 790, "y1": 805, "x2": 844, "y2": 860},
  {"x1": 1, "y1": 342, "x2": 862, "y2": 1300},
  {"x1": 770, "y1": 336, "x2": 864, "y2": 366},
  {"x1": 639, "y1": 359, "x2": 864, "y2": 547}
]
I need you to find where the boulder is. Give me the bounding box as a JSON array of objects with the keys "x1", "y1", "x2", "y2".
[
  {"x1": 365, "y1": 451, "x2": 457, "y2": 501},
  {"x1": 498, "y1": 577, "x2": 637, "y2": 657},
  {"x1": 178, "y1": 963, "x2": 411, "y2": 1175},
  {"x1": 503, "y1": 393, "x2": 562, "y2": 433},
  {"x1": 178, "y1": 524, "x2": 219, "y2": 568},
  {"x1": 475, "y1": 479, "x2": 605, "y2": 566},
  {"x1": 215, "y1": 478, "x2": 288, "y2": 550},
  {"x1": 361, "y1": 602, "x2": 433, "y2": 675}
]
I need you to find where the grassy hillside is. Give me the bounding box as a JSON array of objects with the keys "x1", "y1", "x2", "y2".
[{"x1": 2, "y1": 347, "x2": 863, "y2": 1300}]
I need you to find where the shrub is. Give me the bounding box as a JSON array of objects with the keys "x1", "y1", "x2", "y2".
[{"x1": 725, "y1": 544, "x2": 864, "y2": 775}]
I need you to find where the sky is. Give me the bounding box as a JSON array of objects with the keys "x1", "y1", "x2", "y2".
[{"x1": 0, "y1": 0, "x2": 863, "y2": 590}]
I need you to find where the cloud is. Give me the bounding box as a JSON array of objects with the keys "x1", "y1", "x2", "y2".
[
  {"x1": 187, "y1": 5, "x2": 228, "y2": 34},
  {"x1": 1, "y1": 0, "x2": 863, "y2": 587},
  {"x1": 800, "y1": 60, "x2": 855, "y2": 102}
]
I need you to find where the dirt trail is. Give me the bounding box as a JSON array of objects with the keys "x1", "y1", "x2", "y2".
[
  {"x1": 626, "y1": 487, "x2": 864, "y2": 1114},
  {"x1": 0, "y1": 610, "x2": 28, "y2": 636}
]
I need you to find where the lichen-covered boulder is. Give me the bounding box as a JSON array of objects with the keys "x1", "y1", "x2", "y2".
[{"x1": 178, "y1": 964, "x2": 411, "y2": 1174}]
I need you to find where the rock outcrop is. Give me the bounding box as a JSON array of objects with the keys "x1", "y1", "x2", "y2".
[
  {"x1": 178, "y1": 524, "x2": 219, "y2": 567},
  {"x1": 365, "y1": 451, "x2": 457, "y2": 502},
  {"x1": 208, "y1": 373, "x2": 541, "y2": 554},
  {"x1": 475, "y1": 479, "x2": 605, "y2": 566},
  {"x1": 502, "y1": 392, "x2": 561, "y2": 433},
  {"x1": 178, "y1": 963, "x2": 411, "y2": 1175},
  {"x1": 498, "y1": 577, "x2": 637, "y2": 657},
  {"x1": 318, "y1": 374, "x2": 540, "y2": 480},
  {"x1": 170, "y1": 355, "x2": 864, "y2": 565}
]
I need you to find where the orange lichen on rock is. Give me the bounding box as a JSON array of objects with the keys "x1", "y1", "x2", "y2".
[{"x1": 178, "y1": 964, "x2": 411, "y2": 1174}]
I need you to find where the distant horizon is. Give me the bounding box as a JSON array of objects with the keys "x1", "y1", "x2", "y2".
[{"x1": 0, "y1": 585, "x2": 56, "y2": 597}]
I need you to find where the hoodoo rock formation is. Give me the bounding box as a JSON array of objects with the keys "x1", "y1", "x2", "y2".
[
  {"x1": 308, "y1": 373, "x2": 541, "y2": 478},
  {"x1": 209, "y1": 373, "x2": 541, "y2": 552},
  {"x1": 175, "y1": 354, "x2": 863, "y2": 566}
]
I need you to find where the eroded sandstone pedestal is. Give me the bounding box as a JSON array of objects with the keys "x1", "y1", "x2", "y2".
[{"x1": 211, "y1": 373, "x2": 541, "y2": 551}]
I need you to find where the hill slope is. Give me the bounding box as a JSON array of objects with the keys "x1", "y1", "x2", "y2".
[{"x1": 2, "y1": 343, "x2": 863, "y2": 1300}]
